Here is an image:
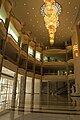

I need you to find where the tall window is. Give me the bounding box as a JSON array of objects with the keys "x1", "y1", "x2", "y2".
[
  {"x1": 28, "y1": 46, "x2": 34, "y2": 56},
  {"x1": 8, "y1": 22, "x2": 19, "y2": 42},
  {"x1": 43, "y1": 55, "x2": 48, "y2": 62},
  {"x1": 35, "y1": 51, "x2": 41, "y2": 61},
  {"x1": 0, "y1": 5, "x2": 7, "y2": 23}
]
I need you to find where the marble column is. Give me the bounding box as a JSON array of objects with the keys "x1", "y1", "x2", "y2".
[
  {"x1": 47, "y1": 81, "x2": 50, "y2": 96},
  {"x1": 11, "y1": 73, "x2": 18, "y2": 109},
  {"x1": 67, "y1": 80, "x2": 70, "y2": 96},
  {"x1": 18, "y1": 76, "x2": 26, "y2": 111},
  {"x1": 72, "y1": 25, "x2": 80, "y2": 95},
  {"x1": 11, "y1": 37, "x2": 21, "y2": 109},
  {"x1": 30, "y1": 43, "x2": 36, "y2": 111}
]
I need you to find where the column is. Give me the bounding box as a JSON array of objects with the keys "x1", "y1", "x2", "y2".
[
  {"x1": 30, "y1": 42, "x2": 36, "y2": 110},
  {"x1": 18, "y1": 76, "x2": 26, "y2": 111},
  {"x1": 47, "y1": 81, "x2": 50, "y2": 96},
  {"x1": 65, "y1": 42, "x2": 71, "y2": 96},
  {"x1": 18, "y1": 40, "x2": 29, "y2": 111},
  {"x1": 67, "y1": 80, "x2": 70, "y2": 96},
  {"x1": 72, "y1": 25, "x2": 80, "y2": 95},
  {"x1": 11, "y1": 37, "x2": 21, "y2": 109}
]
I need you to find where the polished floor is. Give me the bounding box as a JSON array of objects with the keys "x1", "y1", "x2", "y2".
[{"x1": 0, "y1": 94, "x2": 80, "y2": 120}]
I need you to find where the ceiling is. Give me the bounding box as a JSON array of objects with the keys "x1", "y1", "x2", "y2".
[{"x1": 12, "y1": 0, "x2": 80, "y2": 47}]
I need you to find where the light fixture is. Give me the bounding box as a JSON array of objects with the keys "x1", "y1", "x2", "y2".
[{"x1": 40, "y1": 0, "x2": 62, "y2": 46}]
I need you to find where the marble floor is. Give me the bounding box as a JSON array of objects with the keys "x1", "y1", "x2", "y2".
[
  {"x1": 0, "y1": 94, "x2": 80, "y2": 120},
  {"x1": 0, "y1": 111, "x2": 80, "y2": 120}
]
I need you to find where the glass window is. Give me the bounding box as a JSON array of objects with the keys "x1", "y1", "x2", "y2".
[
  {"x1": 8, "y1": 22, "x2": 19, "y2": 42},
  {"x1": 35, "y1": 51, "x2": 41, "y2": 61},
  {"x1": 0, "y1": 5, "x2": 7, "y2": 23},
  {"x1": 0, "y1": 76, "x2": 13, "y2": 111},
  {"x1": 28, "y1": 46, "x2": 34, "y2": 56},
  {"x1": 43, "y1": 56, "x2": 48, "y2": 62}
]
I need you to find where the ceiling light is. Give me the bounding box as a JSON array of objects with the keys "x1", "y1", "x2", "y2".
[
  {"x1": 69, "y1": 1, "x2": 71, "y2": 4},
  {"x1": 68, "y1": 27, "x2": 70, "y2": 29},
  {"x1": 40, "y1": 0, "x2": 62, "y2": 46},
  {"x1": 75, "y1": 7, "x2": 77, "y2": 10},
  {"x1": 30, "y1": 19, "x2": 32, "y2": 21},
  {"x1": 24, "y1": 3, "x2": 27, "y2": 6},
  {"x1": 67, "y1": 11, "x2": 69, "y2": 14},
  {"x1": 32, "y1": 8, "x2": 34, "y2": 10},
  {"x1": 27, "y1": 12, "x2": 29, "y2": 15}
]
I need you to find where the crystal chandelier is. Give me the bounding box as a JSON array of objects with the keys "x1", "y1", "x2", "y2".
[{"x1": 40, "y1": 0, "x2": 62, "y2": 46}]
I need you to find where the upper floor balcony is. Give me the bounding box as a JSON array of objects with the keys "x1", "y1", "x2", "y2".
[
  {"x1": 68, "y1": 74, "x2": 75, "y2": 80},
  {"x1": 42, "y1": 73, "x2": 67, "y2": 81},
  {"x1": 67, "y1": 59, "x2": 74, "y2": 65},
  {"x1": 43, "y1": 61, "x2": 67, "y2": 67}
]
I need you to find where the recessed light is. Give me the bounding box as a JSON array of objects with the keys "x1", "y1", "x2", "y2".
[
  {"x1": 75, "y1": 7, "x2": 77, "y2": 10},
  {"x1": 27, "y1": 12, "x2": 29, "y2": 15},
  {"x1": 24, "y1": 3, "x2": 27, "y2": 6},
  {"x1": 32, "y1": 8, "x2": 34, "y2": 10},
  {"x1": 68, "y1": 27, "x2": 70, "y2": 29},
  {"x1": 67, "y1": 11, "x2": 69, "y2": 14},
  {"x1": 69, "y1": 1, "x2": 71, "y2": 4},
  {"x1": 30, "y1": 19, "x2": 32, "y2": 21}
]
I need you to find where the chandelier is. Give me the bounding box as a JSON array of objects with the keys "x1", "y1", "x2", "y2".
[{"x1": 40, "y1": 0, "x2": 62, "y2": 46}]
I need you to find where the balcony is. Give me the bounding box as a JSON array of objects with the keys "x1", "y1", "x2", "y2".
[
  {"x1": 43, "y1": 49, "x2": 66, "y2": 55},
  {"x1": 68, "y1": 74, "x2": 75, "y2": 80},
  {"x1": 20, "y1": 50, "x2": 27, "y2": 58},
  {"x1": 67, "y1": 59, "x2": 74, "y2": 65},
  {"x1": 7, "y1": 35, "x2": 19, "y2": 51},
  {"x1": 42, "y1": 73, "x2": 67, "y2": 81},
  {"x1": 43, "y1": 61, "x2": 67, "y2": 67}
]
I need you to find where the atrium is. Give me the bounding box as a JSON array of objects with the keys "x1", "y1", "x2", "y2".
[{"x1": 0, "y1": 0, "x2": 80, "y2": 120}]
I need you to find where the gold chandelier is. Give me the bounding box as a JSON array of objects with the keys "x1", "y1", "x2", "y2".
[{"x1": 40, "y1": 0, "x2": 62, "y2": 46}]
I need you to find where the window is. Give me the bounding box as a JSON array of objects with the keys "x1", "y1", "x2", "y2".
[
  {"x1": 35, "y1": 51, "x2": 41, "y2": 61},
  {"x1": 28, "y1": 46, "x2": 34, "y2": 56},
  {"x1": 43, "y1": 56, "x2": 48, "y2": 62},
  {"x1": 0, "y1": 5, "x2": 7, "y2": 23},
  {"x1": 8, "y1": 22, "x2": 19, "y2": 42}
]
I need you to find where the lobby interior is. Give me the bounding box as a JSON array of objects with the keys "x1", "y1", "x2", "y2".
[{"x1": 0, "y1": 0, "x2": 80, "y2": 120}]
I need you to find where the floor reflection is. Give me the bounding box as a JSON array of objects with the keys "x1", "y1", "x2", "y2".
[
  {"x1": 0, "y1": 94, "x2": 80, "y2": 120},
  {"x1": 24, "y1": 94, "x2": 80, "y2": 111}
]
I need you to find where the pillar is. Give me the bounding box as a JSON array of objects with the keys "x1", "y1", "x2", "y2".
[
  {"x1": 47, "y1": 81, "x2": 50, "y2": 96},
  {"x1": 30, "y1": 42, "x2": 36, "y2": 110},
  {"x1": 67, "y1": 80, "x2": 70, "y2": 96},
  {"x1": 18, "y1": 76, "x2": 26, "y2": 111},
  {"x1": 18, "y1": 40, "x2": 29, "y2": 111},
  {"x1": 65, "y1": 42, "x2": 71, "y2": 96},
  {"x1": 11, "y1": 37, "x2": 21, "y2": 109},
  {"x1": 72, "y1": 25, "x2": 80, "y2": 95}
]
